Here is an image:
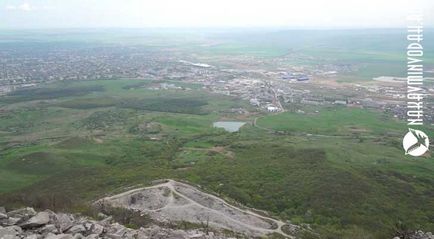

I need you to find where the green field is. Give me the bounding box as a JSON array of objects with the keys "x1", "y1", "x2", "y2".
[
  {"x1": 0, "y1": 78, "x2": 433, "y2": 239},
  {"x1": 195, "y1": 29, "x2": 434, "y2": 81},
  {"x1": 257, "y1": 107, "x2": 406, "y2": 135}
]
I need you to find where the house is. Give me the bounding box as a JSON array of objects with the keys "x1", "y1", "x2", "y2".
[
  {"x1": 334, "y1": 100, "x2": 347, "y2": 105},
  {"x1": 267, "y1": 106, "x2": 280, "y2": 112},
  {"x1": 249, "y1": 98, "x2": 260, "y2": 106},
  {"x1": 296, "y1": 75, "x2": 309, "y2": 81}
]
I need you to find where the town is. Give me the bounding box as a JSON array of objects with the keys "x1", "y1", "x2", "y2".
[{"x1": 1, "y1": 44, "x2": 433, "y2": 124}]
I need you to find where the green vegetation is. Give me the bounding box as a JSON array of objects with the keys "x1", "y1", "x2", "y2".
[
  {"x1": 57, "y1": 97, "x2": 117, "y2": 109},
  {"x1": 0, "y1": 79, "x2": 433, "y2": 239},
  {"x1": 119, "y1": 97, "x2": 209, "y2": 115},
  {"x1": 257, "y1": 107, "x2": 405, "y2": 135},
  {"x1": 78, "y1": 110, "x2": 130, "y2": 130},
  {"x1": 1, "y1": 85, "x2": 104, "y2": 103}
]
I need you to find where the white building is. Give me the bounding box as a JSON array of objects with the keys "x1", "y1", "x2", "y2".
[{"x1": 267, "y1": 106, "x2": 280, "y2": 112}]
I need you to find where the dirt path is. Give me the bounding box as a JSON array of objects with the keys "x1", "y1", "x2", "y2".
[
  {"x1": 167, "y1": 180, "x2": 292, "y2": 237},
  {"x1": 98, "y1": 179, "x2": 295, "y2": 238}
]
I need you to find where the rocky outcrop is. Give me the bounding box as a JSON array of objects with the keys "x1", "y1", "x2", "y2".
[
  {"x1": 392, "y1": 231, "x2": 434, "y2": 239},
  {"x1": 1, "y1": 206, "x2": 433, "y2": 239},
  {"x1": 0, "y1": 207, "x2": 236, "y2": 239},
  {"x1": 411, "y1": 231, "x2": 434, "y2": 239}
]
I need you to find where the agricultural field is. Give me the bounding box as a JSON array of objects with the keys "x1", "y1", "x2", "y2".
[{"x1": 194, "y1": 29, "x2": 434, "y2": 81}]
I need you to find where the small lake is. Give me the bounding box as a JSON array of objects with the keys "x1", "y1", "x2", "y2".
[{"x1": 213, "y1": 121, "x2": 246, "y2": 132}]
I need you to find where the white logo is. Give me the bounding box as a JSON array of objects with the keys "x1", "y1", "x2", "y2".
[{"x1": 403, "y1": 128, "x2": 430, "y2": 156}]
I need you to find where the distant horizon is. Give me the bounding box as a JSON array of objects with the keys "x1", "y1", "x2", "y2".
[{"x1": 2, "y1": 26, "x2": 434, "y2": 31}]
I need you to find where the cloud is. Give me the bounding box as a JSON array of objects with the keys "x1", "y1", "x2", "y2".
[
  {"x1": 5, "y1": 5, "x2": 17, "y2": 10},
  {"x1": 5, "y1": 2, "x2": 33, "y2": 12},
  {"x1": 18, "y1": 3, "x2": 32, "y2": 11}
]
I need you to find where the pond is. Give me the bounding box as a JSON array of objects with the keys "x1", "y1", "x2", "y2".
[{"x1": 213, "y1": 121, "x2": 246, "y2": 132}]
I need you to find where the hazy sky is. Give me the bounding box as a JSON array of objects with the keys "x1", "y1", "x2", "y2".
[{"x1": 1, "y1": 0, "x2": 433, "y2": 29}]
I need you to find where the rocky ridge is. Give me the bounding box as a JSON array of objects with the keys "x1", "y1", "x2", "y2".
[
  {"x1": 1, "y1": 206, "x2": 434, "y2": 239},
  {"x1": 0, "y1": 206, "x2": 234, "y2": 239}
]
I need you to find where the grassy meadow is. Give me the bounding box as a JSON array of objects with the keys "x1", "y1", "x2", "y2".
[{"x1": 0, "y1": 78, "x2": 433, "y2": 239}]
